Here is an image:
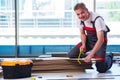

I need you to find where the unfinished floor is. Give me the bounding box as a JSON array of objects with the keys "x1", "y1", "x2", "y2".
[
  {"x1": 31, "y1": 63, "x2": 120, "y2": 80},
  {"x1": 0, "y1": 57, "x2": 120, "y2": 80}
]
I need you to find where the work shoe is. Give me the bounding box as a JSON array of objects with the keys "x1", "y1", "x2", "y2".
[
  {"x1": 108, "y1": 52, "x2": 113, "y2": 59},
  {"x1": 107, "y1": 52, "x2": 113, "y2": 70}
]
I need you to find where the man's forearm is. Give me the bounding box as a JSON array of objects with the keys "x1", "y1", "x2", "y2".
[
  {"x1": 90, "y1": 39, "x2": 104, "y2": 56},
  {"x1": 90, "y1": 31, "x2": 104, "y2": 57},
  {"x1": 80, "y1": 34, "x2": 86, "y2": 45}
]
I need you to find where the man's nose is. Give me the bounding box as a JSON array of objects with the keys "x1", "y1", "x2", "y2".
[
  {"x1": 78, "y1": 14, "x2": 82, "y2": 19},
  {"x1": 78, "y1": 16, "x2": 82, "y2": 19}
]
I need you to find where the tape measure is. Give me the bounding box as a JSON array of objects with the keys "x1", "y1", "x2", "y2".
[
  {"x1": 66, "y1": 74, "x2": 73, "y2": 77},
  {"x1": 77, "y1": 48, "x2": 84, "y2": 64},
  {"x1": 30, "y1": 77, "x2": 36, "y2": 80}
]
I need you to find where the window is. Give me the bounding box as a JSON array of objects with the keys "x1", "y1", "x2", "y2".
[
  {"x1": 96, "y1": 0, "x2": 120, "y2": 45},
  {"x1": 0, "y1": 0, "x2": 15, "y2": 45},
  {"x1": 0, "y1": 0, "x2": 15, "y2": 56},
  {"x1": 96, "y1": 0, "x2": 120, "y2": 21},
  {"x1": 2, "y1": 0, "x2": 119, "y2": 56}
]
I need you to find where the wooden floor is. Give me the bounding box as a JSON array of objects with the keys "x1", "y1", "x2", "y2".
[
  {"x1": 0, "y1": 61, "x2": 120, "y2": 80},
  {"x1": 31, "y1": 63, "x2": 120, "y2": 80},
  {"x1": 32, "y1": 57, "x2": 93, "y2": 73}
]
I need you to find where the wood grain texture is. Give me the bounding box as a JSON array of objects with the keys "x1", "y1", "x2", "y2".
[{"x1": 32, "y1": 57, "x2": 93, "y2": 73}]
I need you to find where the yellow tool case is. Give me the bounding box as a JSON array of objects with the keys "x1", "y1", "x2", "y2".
[{"x1": 1, "y1": 59, "x2": 33, "y2": 79}]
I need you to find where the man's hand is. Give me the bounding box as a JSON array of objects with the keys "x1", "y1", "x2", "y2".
[
  {"x1": 84, "y1": 54, "x2": 93, "y2": 62},
  {"x1": 80, "y1": 44, "x2": 86, "y2": 52}
]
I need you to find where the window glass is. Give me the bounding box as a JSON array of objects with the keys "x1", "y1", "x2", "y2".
[
  {"x1": 0, "y1": 0, "x2": 15, "y2": 56},
  {"x1": 18, "y1": 0, "x2": 94, "y2": 45},
  {"x1": 96, "y1": 0, "x2": 120, "y2": 45},
  {"x1": 0, "y1": 0, "x2": 15, "y2": 44},
  {"x1": 96, "y1": 0, "x2": 120, "y2": 21}
]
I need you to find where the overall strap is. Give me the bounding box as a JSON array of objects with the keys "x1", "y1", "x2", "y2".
[
  {"x1": 81, "y1": 16, "x2": 103, "y2": 28},
  {"x1": 91, "y1": 16, "x2": 102, "y2": 28},
  {"x1": 91, "y1": 16, "x2": 110, "y2": 32},
  {"x1": 81, "y1": 21, "x2": 85, "y2": 27}
]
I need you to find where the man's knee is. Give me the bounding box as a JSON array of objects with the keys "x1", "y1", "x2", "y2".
[
  {"x1": 95, "y1": 61, "x2": 108, "y2": 73},
  {"x1": 67, "y1": 52, "x2": 78, "y2": 58},
  {"x1": 67, "y1": 46, "x2": 79, "y2": 58}
]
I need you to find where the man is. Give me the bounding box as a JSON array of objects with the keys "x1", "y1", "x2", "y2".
[{"x1": 67, "y1": 2, "x2": 113, "y2": 73}]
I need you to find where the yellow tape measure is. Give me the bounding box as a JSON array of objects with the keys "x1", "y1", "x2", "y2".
[
  {"x1": 77, "y1": 48, "x2": 84, "y2": 64},
  {"x1": 30, "y1": 77, "x2": 36, "y2": 80}
]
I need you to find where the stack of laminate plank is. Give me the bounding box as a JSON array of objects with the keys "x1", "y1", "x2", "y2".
[{"x1": 32, "y1": 57, "x2": 93, "y2": 73}]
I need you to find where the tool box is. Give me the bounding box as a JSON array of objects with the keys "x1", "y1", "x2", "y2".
[{"x1": 1, "y1": 59, "x2": 33, "y2": 79}]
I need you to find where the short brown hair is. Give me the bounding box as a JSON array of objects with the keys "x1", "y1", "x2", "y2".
[{"x1": 74, "y1": 3, "x2": 87, "y2": 11}]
